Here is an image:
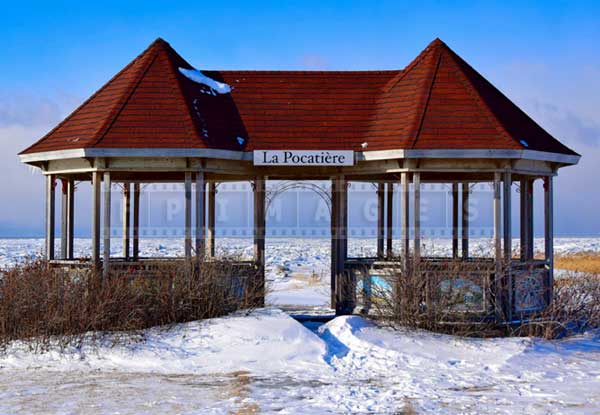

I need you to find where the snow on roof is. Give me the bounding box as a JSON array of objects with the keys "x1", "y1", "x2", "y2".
[{"x1": 178, "y1": 67, "x2": 232, "y2": 94}]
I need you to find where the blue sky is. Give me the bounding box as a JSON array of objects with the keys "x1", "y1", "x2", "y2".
[{"x1": 1, "y1": 1, "x2": 599, "y2": 237}]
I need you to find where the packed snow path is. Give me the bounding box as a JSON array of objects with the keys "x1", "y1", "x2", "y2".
[{"x1": 0, "y1": 309, "x2": 598, "y2": 414}]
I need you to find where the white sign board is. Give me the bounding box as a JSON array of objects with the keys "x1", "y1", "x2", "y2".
[{"x1": 253, "y1": 150, "x2": 354, "y2": 166}]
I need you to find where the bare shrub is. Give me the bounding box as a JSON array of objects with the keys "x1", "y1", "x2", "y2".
[
  {"x1": 514, "y1": 272, "x2": 600, "y2": 339},
  {"x1": 0, "y1": 259, "x2": 263, "y2": 350},
  {"x1": 366, "y1": 258, "x2": 600, "y2": 339}
]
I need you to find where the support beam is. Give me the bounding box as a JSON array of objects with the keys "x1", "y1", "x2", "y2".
[
  {"x1": 520, "y1": 178, "x2": 534, "y2": 261},
  {"x1": 503, "y1": 173, "x2": 512, "y2": 260},
  {"x1": 386, "y1": 182, "x2": 394, "y2": 258},
  {"x1": 493, "y1": 172, "x2": 503, "y2": 318},
  {"x1": 91, "y1": 172, "x2": 101, "y2": 268},
  {"x1": 122, "y1": 183, "x2": 131, "y2": 259},
  {"x1": 544, "y1": 176, "x2": 554, "y2": 305},
  {"x1": 60, "y1": 179, "x2": 68, "y2": 259},
  {"x1": 45, "y1": 174, "x2": 56, "y2": 260},
  {"x1": 330, "y1": 178, "x2": 339, "y2": 307},
  {"x1": 413, "y1": 172, "x2": 421, "y2": 263},
  {"x1": 207, "y1": 181, "x2": 216, "y2": 257},
  {"x1": 132, "y1": 183, "x2": 140, "y2": 261},
  {"x1": 400, "y1": 172, "x2": 410, "y2": 265},
  {"x1": 452, "y1": 183, "x2": 459, "y2": 259},
  {"x1": 66, "y1": 179, "x2": 74, "y2": 260},
  {"x1": 376, "y1": 183, "x2": 385, "y2": 259},
  {"x1": 195, "y1": 171, "x2": 206, "y2": 261},
  {"x1": 462, "y1": 182, "x2": 470, "y2": 259},
  {"x1": 334, "y1": 175, "x2": 350, "y2": 314},
  {"x1": 102, "y1": 172, "x2": 111, "y2": 277},
  {"x1": 184, "y1": 172, "x2": 192, "y2": 259},
  {"x1": 253, "y1": 176, "x2": 266, "y2": 269}
]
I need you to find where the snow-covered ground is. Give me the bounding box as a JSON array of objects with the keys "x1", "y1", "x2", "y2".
[
  {"x1": 0, "y1": 308, "x2": 598, "y2": 414},
  {"x1": 0, "y1": 237, "x2": 599, "y2": 413}
]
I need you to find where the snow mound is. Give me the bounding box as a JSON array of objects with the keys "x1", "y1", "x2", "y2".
[
  {"x1": 178, "y1": 67, "x2": 231, "y2": 94},
  {"x1": 0, "y1": 308, "x2": 327, "y2": 376}
]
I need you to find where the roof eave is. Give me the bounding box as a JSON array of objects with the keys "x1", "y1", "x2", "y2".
[{"x1": 19, "y1": 147, "x2": 581, "y2": 166}]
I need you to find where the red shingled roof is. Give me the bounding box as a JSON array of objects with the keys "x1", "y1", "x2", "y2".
[{"x1": 20, "y1": 38, "x2": 578, "y2": 157}]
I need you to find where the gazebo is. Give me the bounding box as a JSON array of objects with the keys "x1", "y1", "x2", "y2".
[{"x1": 19, "y1": 38, "x2": 579, "y2": 319}]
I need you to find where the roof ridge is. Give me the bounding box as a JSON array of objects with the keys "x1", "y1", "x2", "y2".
[
  {"x1": 441, "y1": 45, "x2": 521, "y2": 148},
  {"x1": 91, "y1": 46, "x2": 160, "y2": 146},
  {"x1": 382, "y1": 38, "x2": 441, "y2": 93},
  {"x1": 410, "y1": 51, "x2": 443, "y2": 149},
  {"x1": 18, "y1": 40, "x2": 161, "y2": 155}
]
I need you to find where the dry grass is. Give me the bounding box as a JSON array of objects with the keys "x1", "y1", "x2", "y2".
[
  {"x1": 555, "y1": 252, "x2": 600, "y2": 274},
  {"x1": 0, "y1": 259, "x2": 263, "y2": 350}
]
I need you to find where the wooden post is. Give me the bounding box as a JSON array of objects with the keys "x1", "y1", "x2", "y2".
[
  {"x1": 330, "y1": 178, "x2": 338, "y2": 307},
  {"x1": 60, "y1": 179, "x2": 68, "y2": 259},
  {"x1": 91, "y1": 172, "x2": 101, "y2": 268},
  {"x1": 503, "y1": 172, "x2": 513, "y2": 320},
  {"x1": 413, "y1": 172, "x2": 421, "y2": 263},
  {"x1": 376, "y1": 183, "x2": 385, "y2": 259},
  {"x1": 122, "y1": 183, "x2": 131, "y2": 259},
  {"x1": 503, "y1": 173, "x2": 512, "y2": 260},
  {"x1": 335, "y1": 175, "x2": 350, "y2": 314},
  {"x1": 102, "y1": 171, "x2": 111, "y2": 277},
  {"x1": 207, "y1": 181, "x2": 216, "y2": 257},
  {"x1": 254, "y1": 176, "x2": 266, "y2": 307},
  {"x1": 66, "y1": 179, "x2": 74, "y2": 259},
  {"x1": 184, "y1": 172, "x2": 192, "y2": 259},
  {"x1": 452, "y1": 183, "x2": 459, "y2": 259},
  {"x1": 195, "y1": 171, "x2": 206, "y2": 261},
  {"x1": 544, "y1": 176, "x2": 554, "y2": 305},
  {"x1": 45, "y1": 174, "x2": 56, "y2": 260},
  {"x1": 400, "y1": 172, "x2": 410, "y2": 265},
  {"x1": 386, "y1": 182, "x2": 393, "y2": 258},
  {"x1": 520, "y1": 178, "x2": 534, "y2": 261},
  {"x1": 493, "y1": 172, "x2": 503, "y2": 319},
  {"x1": 253, "y1": 176, "x2": 266, "y2": 269},
  {"x1": 132, "y1": 183, "x2": 140, "y2": 261},
  {"x1": 462, "y1": 182, "x2": 470, "y2": 259}
]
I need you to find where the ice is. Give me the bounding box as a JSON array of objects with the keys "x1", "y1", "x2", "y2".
[{"x1": 178, "y1": 67, "x2": 232, "y2": 94}]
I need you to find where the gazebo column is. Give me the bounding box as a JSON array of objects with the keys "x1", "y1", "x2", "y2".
[
  {"x1": 122, "y1": 183, "x2": 131, "y2": 260},
  {"x1": 330, "y1": 178, "x2": 338, "y2": 306},
  {"x1": 207, "y1": 181, "x2": 216, "y2": 257},
  {"x1": 195, "y1": 171, "x2": 206, "y2": 261},
  {"x1": 386, "y1": 182, "x2": 393, "y2": 258},
  {"x1": 332, "y1": 175, "x2": 349, "y2": 314},
  {"x1": 102, "y1": 172, "x2": 111, "y2": 277},
  {"x1": 462, "y1": 182, "x2": 470, "y2": 259},
  {"x1": 413, "y1": 172, "x2": 421, "y2": 263},
  {"x1": 66, "y1": 179, "x2": 74, "y2": 259},
  {"x1": 376, "y1": 183, "x2": 385, "y2": 259},
  {"x1": 91, "y1": 172, "x2": 101, "y2": 269},
  {"x1": 60, "y1": 179, "x2": 69, "y2": 259},
  {"x1": 184, "y1": 172, "x2": 192, "y2": 259},
  {"x1": 503, "y1": 172, "x2": 513, "y2": 320},
  {"x1": 452, "y1": 183, "x2": 459, "y2": 259},
  {"x1": 544, "y1": 176, "x2": 554, "y2": 304},
  {"x1": 520, "y1": 178, "x2": 534, "y2": 261},
  {"x1": 45, "y1": 174, "x2": 56, "y2": 260},
  {"x1": 132, "y1": 183, "x2": 140, "y2": 261},
  {"x1": 400, "y1": 173, "x2": 410, "y2": 268},
  {"x1": 254, "y1": 176, "x2": 266, "y2": 306},
  {"x1": 493, "y1": 172, "x2": 503, "y2": 318}
]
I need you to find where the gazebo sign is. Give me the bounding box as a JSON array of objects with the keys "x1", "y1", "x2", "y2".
[{"x1": 253, "y1": 150, "x2": 354, "y2": 166}]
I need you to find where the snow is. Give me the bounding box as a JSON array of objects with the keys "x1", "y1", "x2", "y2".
[
  {"x1": 178, "y1": 67, "x2": 232, "y2": 94},
  {"x1": 0, "y1": 237, "x2": 599, "y2": 413},
  {"x1": 0, "y1": 309, "x2": 598, "y2": 413}
]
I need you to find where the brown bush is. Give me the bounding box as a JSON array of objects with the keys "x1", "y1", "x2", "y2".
[
  {"x1": 366, "y1": 259, "x2": 600, "y2": 339},
  {"x1": 0, "y1": 259, "x2": 263, "y2": 350}
]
